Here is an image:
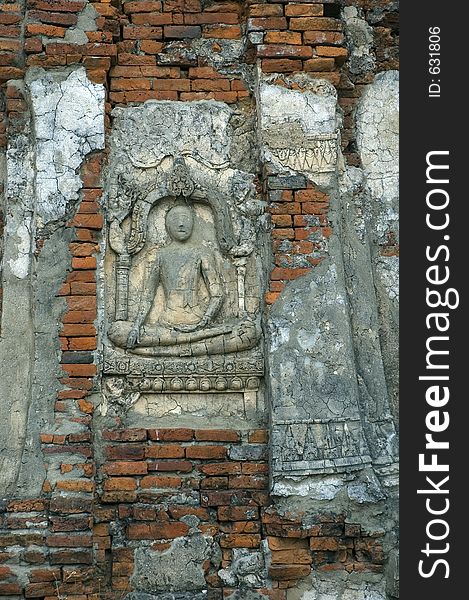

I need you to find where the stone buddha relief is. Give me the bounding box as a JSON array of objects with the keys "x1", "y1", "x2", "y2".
[
  {"x1": 108, "y1": 199, "x2": 260, "y2": 358},
  {"x1": 103, "y1": 148, "x2": 266, "y2": 404}
]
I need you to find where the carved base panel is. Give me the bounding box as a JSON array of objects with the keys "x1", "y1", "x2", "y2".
[
  {"x1": 271, "y1": 419, "x2": 372, "y2": 477},
  {"x1": 103, "y1": 348, "x2": 264, "y2": 395}
]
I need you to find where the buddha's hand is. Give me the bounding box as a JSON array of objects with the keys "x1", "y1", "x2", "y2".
[
  {"x1": 127, "y1": 324, "x2": 140, "y2": 349},
  {"x1": 174, "y1": 317, "x2": 209, "y2": 334}
]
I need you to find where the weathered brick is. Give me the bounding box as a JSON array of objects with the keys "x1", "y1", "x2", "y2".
[
  {"x1": 123, "y1": 26, "x2": 163, "y2": 40},
  {"x1": 269, "y1": 564, "x2": 311, "y2": 580},
  {"x1": 248, "y1": 17, "x2": 287, "y2": 30},
  {"x1": 199, "y1": 462, "x2": 242, "y2": 476},
  {"x1": 303, "y1": 30, "x2": 345, "y2": 45},
  {"x1": 105, "y1": 444, "x2": 145, "y2": 461},
  {"x1": 147, "y1": 460, "x2": 193, "y2": 472},
  {"x1": 103, "y1": 478, "x2": 137, "y2": 491},
  {"x1": 145, "y1": 444, "x2": 185, "y2": 459},
  {"x1": 103, "y1": 429, "x2": 147, "y2": 442},
  {"x1": 186, "y1": 445, "x2": 227, "y2": 459},
  {"x1": 264, "y1": 31, "x2": 302, "y2": 45},
  {"x1": 164, "y1": 25, "x2": 201, "y2": 38},
  {"x1": 104, "y1": 461, "x2": 148, "y2": 476},
  {"x1": 261, "y1": 58, "x2": 302, "y2": 73},
  {"x1": 127, "y1": 521, "x2": 189, "y2": 540},
  {"x1": 285, "y1": 4, "x2": 324, "y2": 17},
  {"x1": 148, "y1": 428, "x2": 193, "y2": 441},
  {"x1": 140, "y1": 475, "x2": 182, "y2": 488},
  {"x1": 194, "y1": 429, "x2": 240, "y2": 442},
  {"x1": 218, "y1": 506, "x2": 259, "y2": 521}
]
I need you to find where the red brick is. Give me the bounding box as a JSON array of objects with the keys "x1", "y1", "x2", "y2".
[
  {"x1": 46, "y1": 534, "x2": 92, "y2": 548},
  {"x1": 271, "y1": 267, "x2": 311, "y2": 280},
  {"x1": 217, "y1": 506, "x2": 259, "y2": 521},
  {"x1": 123, "y1": 26, "x2": 163, "y2": 40},
  {"x1": 28, "y1": 9, "x2": 78, "y2": 26},
  {"x1": 271, "y1": 548, "x2": 312, "y2": 564},
  {"x1": 168, "y1": 506, "x2": 210, "y2": 520},
  {"x1": 132, "y1": 12, "x2": 173, "y2": 25},
  {"x1": 262, "y1": 59, "x2": 302, "y2": 73},
  {"x1": 164, "y1": 25, "x2": 201, "y2": 38},
  {"x1": 148, "y1": 460, "x2": 193, "y2": 472},
  {"x1": 249, "y1": 17, "x2": 287, "y2": 30},
  {"x1": 104, "y1": 461, "x2": 148, "y2": 476},
  {"x1": 268, "y1": 537, "x2": 309, "y2": 551},
  {"x1": 140, "y1": 475, "x2": 182, "y2": 488},
  {"x1": 291, "y1": 17, "x2": 343, "y2": 31},
  {"x1": 199, "y1": 462, "x2": 241, "y2": 476},
  {"x1": 316, "y1": 45, "x2": 349, "y2": 64},
  {"x1": 248, "y1": 429, "x2": 268, "y2": 443},
  {"x1": 257, "y1": 44, "x2": 313, "y2": 59},
  {"x1": 191, "y1": 78, "x2": 231, "y2": 91},
  {"x1": 28, "y1": 568, "x2": 62, "y2": 583},
  {"x1": 103, "y1": 429, "x2": 147, "y2": 442},
  {"x1": 111, "y1": 78, "x2": 152, "y2": 91},
  {"x1": 229, "y1": 475, "x2": 268, "y2": 489},
  {"x1": 124, "y1": 1, "x2": 162, "y2": 12},
  {"x1": 202, "y1": 25, "x2": 241, "y2": 39},
  {"x1": 269, "y1": 564, "x2": 311, "y2": 580},
  {"x1": 101, "y1": 491, "x2": 137, "y2": 503},
  {"x1": 70, "y1": 213, "x2": 103, "y2": 229},
  {"x1": 145, "y1": 445, "x2": 185, "y2": 459},
  {"x1": 188, "y1": 66, "x2": 222, "y2": 78},
  {"x1": 66, "y1": 296, "x2": 96, "y2": 310},
  {"x1": 148, "y1": 428, "x2": 193, "y2": 441},
  {"x1": 26, "y1": 23, "x2": 67, "y2": 37},
  {"x1": 303, "y1": 30, "x2": 345, "y2": 45},
  {"x1": 310, "y1": 537, "x2": 340, "y2": 551},
  {"x1": 153, "y1": 78, "x2": 191, "y2": 91},
  {"x1": 0, "y1": 584, "x2": 22, "y2": 595},
  {"x1": 303, "y1": 57, "x2": 335, "y2": 72},
  {"x1": 104, "y1": 478, "x2": 137, "y2": 491},
  {"x1": 61, "y1": 321, "x2": 93, "y2": 339},
  {"x1": 139, "y1": 40, "x2": 165, "y2": 54},
  {"x1": 0, "y1": 24, "x2": 21, "y2": 38},
  {"x1": 118, "y1": 52, "x2": 157, "y2": 65},
  {"x1": 201, "y1": 476, "x2": 228, "y2": 489},
  {"x1": 62, "y1": 310, "x2": 96, "y2": 324},
  {"x1": 186, "y1": 445, "x2": 227, "y2": 459},
  {"x1": 127, "y1": 522, "x2": 189, "y2": 540},
  {"x1": 110, "y1": 66, "x2": 180, "y2": 78},
  {"x1": 285, "y1": 4, "x2": 324, "y2": 17},
  {"x1": 185, "y1": 12, "x2": 239, "y2": 25},
  {"x1": 62, "y1": 364, "x2": 97, "y2": 377},
  {"x1": 195, "y1": 429, "x2": 240, "y2": 442},
  {"x1": 55, "y1": 480, "x2": 94, "y2": 493},
  {"x1": 249, "y1": 4, "x2": 284, "y2": 17},
  {"x1": 105, "y1": 444, "x2": 145, "y2": 461},
  {"x1": 264, "y1": 31, "x2": 302, "y2": 45},
  {"x1": 28, "y1": 1, "x2": 86, "y2": 12},
  {"x1": 24, "y1": 37, "x2": 43, "y2": 53}
]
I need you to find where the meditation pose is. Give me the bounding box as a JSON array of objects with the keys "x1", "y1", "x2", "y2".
[{"x1": 109, "y1": 203, "x2": 259, "y2": 356}]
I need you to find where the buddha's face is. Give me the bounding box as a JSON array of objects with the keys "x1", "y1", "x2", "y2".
[{"x1": 166, "y1": 205, "x2": 194, "y2": 242}]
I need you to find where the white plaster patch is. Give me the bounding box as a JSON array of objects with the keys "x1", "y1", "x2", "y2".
[
  {"x1": 27, "y1": 67, "x2": 105, "y2": 224},
  {"x1": 355, "y1": 71, "x2": 399, "y2": 208},
  {"x1": 272, "y1": 476, "x2": 343, "y2": 500}
]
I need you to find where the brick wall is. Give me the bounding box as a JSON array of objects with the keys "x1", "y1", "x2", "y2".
[
  {"x1": 0, "y1": 1, "x2": 398, "y2": 597},
  {"x1": 0, "y1": 427, "x2": 384, "y2": 598}
]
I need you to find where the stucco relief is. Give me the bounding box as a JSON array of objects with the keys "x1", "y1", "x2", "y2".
[{"x1": 102, "y1": 102, "x2": 266, "y2": 407}]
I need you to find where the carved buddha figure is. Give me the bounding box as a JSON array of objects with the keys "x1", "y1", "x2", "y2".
[{"x1": 109, "y1": 203, "x2": 260, "y2": 356}]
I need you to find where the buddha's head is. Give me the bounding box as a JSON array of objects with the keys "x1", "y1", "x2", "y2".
[{"x1": 165, "y1": 203, "x2": 194, "y2": 243}]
